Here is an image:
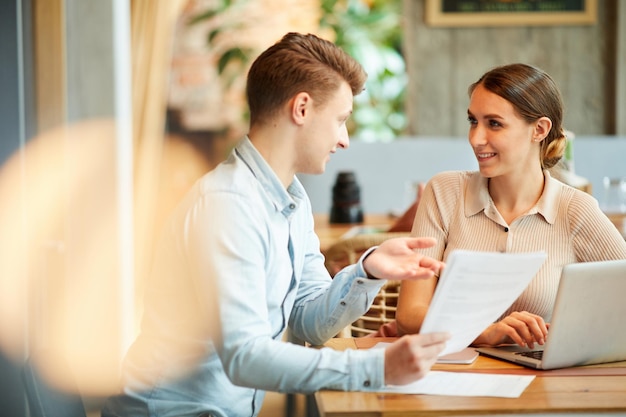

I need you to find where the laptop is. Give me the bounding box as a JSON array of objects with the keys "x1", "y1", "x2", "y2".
[{"x1": 476, "y1": 259, "x2": 626, "y2": 370}]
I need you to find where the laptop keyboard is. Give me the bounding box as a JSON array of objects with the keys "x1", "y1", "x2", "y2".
[{"x1": 515, "y1": 350, "x2": 544, "y2": 360}]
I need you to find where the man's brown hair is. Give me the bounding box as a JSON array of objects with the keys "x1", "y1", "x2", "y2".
[{"x1": 246, "y1": 32, "x2": 367, "y2": 126}]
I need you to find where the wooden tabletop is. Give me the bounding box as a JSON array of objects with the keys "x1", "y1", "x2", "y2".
[
  {"x1": 313, "y1": 213, "x2": 395, "y2": 253},
  {"x1": 315, "y1": 338, "x2": 626, "y2": 417}
]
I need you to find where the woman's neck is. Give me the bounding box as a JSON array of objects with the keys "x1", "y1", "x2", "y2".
[{"x1": 488, "y1": 170, "x2": 545, "y2": 224}]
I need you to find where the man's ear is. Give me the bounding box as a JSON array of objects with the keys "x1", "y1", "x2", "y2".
[
  {"x1": 533, "y1": 117, "x2": 553, "y2": 142},
  {"x1": 291, "y1": 92, "x2": 311, "y2": 126}
]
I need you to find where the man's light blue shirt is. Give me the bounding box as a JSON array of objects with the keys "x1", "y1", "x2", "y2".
[{"x1": 103, "y1": 137, "x2": 386, "y2": 417}]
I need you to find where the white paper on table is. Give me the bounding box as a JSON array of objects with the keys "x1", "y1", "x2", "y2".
[
  {"x1": 373, "y1": 342, "x2": 478, "y2": 364},
  {"x1": 421, "y1": 250, "x2": 547, "y2": 356},
  {"x1": 382, "y1": 371, "x2": 535, "y2": 398}
]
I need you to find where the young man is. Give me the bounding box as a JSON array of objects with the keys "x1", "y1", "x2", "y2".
[{"x1": 102, "y1": 32, "x2": 449, "y2": 417}]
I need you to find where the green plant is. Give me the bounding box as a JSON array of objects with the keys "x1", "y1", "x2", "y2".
[
  {"x1": 188, "y1": 0, "x2": 406, "y2": 141},
  {"x1": 320, "y1": 0, "x2": 406, "y2": 141},
  {"x1": 188, "y1": 0, "x2": 253, "y2": 86}
]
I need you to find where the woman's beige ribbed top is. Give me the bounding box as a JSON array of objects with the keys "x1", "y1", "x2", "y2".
[{"x1": 411, "y1": 170, "x2": 626, "y2": 320}]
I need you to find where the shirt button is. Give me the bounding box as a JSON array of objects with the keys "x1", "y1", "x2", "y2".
[
  {"x1": 289, "y1": 203, "x2": 295, "y2": 209},
  {"x1": 340, "y1": 301, "x2": 346, "y2": 306},
  {"x1": 356, "y1": 279, "x2": 364, "y2": 284},
  {"x1": 504, "y1": 227, "x2": 509, "y2": 232},
  {"x1": 363, "y1": 380, "x2": 371, "y2": 387}
]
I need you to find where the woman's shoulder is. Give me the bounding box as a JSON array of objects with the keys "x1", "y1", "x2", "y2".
[
  {"x1": 429, "y1": 170, "x2": 477, "y2": 187},
  {"x1": 549, "y1": 174, "x2": 599, "y2": 207},
  {"x1": 546, "y1": 176, "x2": 610, "y2": 229}
]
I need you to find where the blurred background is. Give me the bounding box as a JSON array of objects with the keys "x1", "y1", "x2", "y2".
[{"x1": 1, "y1": 0, "x2": 625, "y2": 416}]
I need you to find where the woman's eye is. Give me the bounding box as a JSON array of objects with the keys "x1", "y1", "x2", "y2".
[
  {"x1": 489, "y1": 119, "x2": 502, "y2": 128},
  {"x1": 467, "y1": 116, "x2": 477, "y2": 125}
]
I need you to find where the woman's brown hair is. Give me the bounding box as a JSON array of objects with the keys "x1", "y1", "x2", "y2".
[{"x1": 469, "y1": 63, "x2": 566, "y2": 169}]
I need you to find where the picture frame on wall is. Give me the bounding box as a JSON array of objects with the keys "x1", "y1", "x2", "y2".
[{"x1": 425, "y1": 0, "x2": 597, "y2": 27}]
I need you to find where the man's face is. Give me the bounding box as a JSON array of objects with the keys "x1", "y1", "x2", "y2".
[{"x1": 296, "y1": 82, "x2": 353, "y2": 175}]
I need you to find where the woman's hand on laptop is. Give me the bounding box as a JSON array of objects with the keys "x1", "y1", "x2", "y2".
[{"x1": 472, "y1": 311, "x2": 549, "y2": 349}]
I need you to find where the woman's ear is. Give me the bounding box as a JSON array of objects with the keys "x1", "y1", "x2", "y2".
[
  {"x1": 291, "y1": 92, "x2": 311, "y2": 126},
  {"x1": 533, "y1": 117, "x2": 553, "y2": 142}
]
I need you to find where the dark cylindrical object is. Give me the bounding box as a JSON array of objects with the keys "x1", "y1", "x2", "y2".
[{"x1": 330, "y1": 171, "x2": 363, "y2": 224}]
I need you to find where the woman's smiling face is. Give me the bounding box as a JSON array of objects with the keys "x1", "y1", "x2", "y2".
[{"x1": 467, "y1": 84, "x2": 540, "y2": 179}]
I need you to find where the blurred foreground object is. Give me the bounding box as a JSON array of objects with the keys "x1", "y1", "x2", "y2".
[
  {"x1": 22, "y1": 350, "x2": 87, "y2": 417},
  {"x1": 0, "y1": 119, "x2": 128, "y2": 396}
]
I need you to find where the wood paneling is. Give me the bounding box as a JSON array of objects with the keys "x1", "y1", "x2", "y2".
[
  {"x1": 34, "y1": 0, "x2": 66, "y2": 132},
  {"x1": 617, "y1": 1, "x2": 626, "y2": 134}
]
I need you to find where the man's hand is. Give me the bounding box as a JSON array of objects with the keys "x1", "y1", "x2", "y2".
[
  {"x1": 472, "y1": 311, "x2": 549, "y2": 349},
  {"x1": 384, "y1": 333, "x2": 450, "y2": 386},
  {"x1": 362, "y1": 237, "x2": 443, "y2": 280}
]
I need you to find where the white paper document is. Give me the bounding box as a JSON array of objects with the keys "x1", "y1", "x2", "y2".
[
  {"x1": 374, "y1": 342, "x2": 478, "y2": 364},
  {"x1": 383, "y1": 371, "x2": 535, "y2": 398},
  {"x1": 420, "y1": 250, "x2": 547, "y2": 356}
]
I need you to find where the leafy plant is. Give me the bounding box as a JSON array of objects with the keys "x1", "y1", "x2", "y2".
[
  {"x1": 320, "y1": 0, "x2": 406, "y2": 141},
  {"x1": 188, "y1": 0, "x2": 406, "y2": 141},
  {"x1": 188, "y1": 0, "x2": 253, "y2": 85}
]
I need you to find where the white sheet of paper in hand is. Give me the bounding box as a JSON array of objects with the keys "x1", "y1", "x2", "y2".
[{"x1": 420, "y1": 250, "x2": 547, "y2": 356}]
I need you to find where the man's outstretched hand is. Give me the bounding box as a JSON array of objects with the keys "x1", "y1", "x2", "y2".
[{"x1": 362, "y1": 237, "x2": 443, "y2": 281}]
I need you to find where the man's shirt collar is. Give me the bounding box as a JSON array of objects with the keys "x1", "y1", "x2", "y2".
[{"x1": 235, "y1": 136, "x2": 304, "y2": 218}]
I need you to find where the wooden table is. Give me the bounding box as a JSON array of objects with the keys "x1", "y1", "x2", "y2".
[
  {"x1": 315, "y1": 338, "x2": 626, "y2": 416},
  {"x1": 314, "y1": 213, "x2": 395, "y2": 253}
]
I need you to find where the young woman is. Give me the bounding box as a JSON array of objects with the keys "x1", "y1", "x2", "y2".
[{"x1": 396, "y1": 63, "x2": 626, "y2": 349}]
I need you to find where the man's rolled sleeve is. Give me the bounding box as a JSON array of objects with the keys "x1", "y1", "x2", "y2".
[
  {"x1": 315, "y1": 344, "x2": 386, "y2": 391},
  {"x1": 348, "y1": 346, "x2": 386, "y2": 391}
]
